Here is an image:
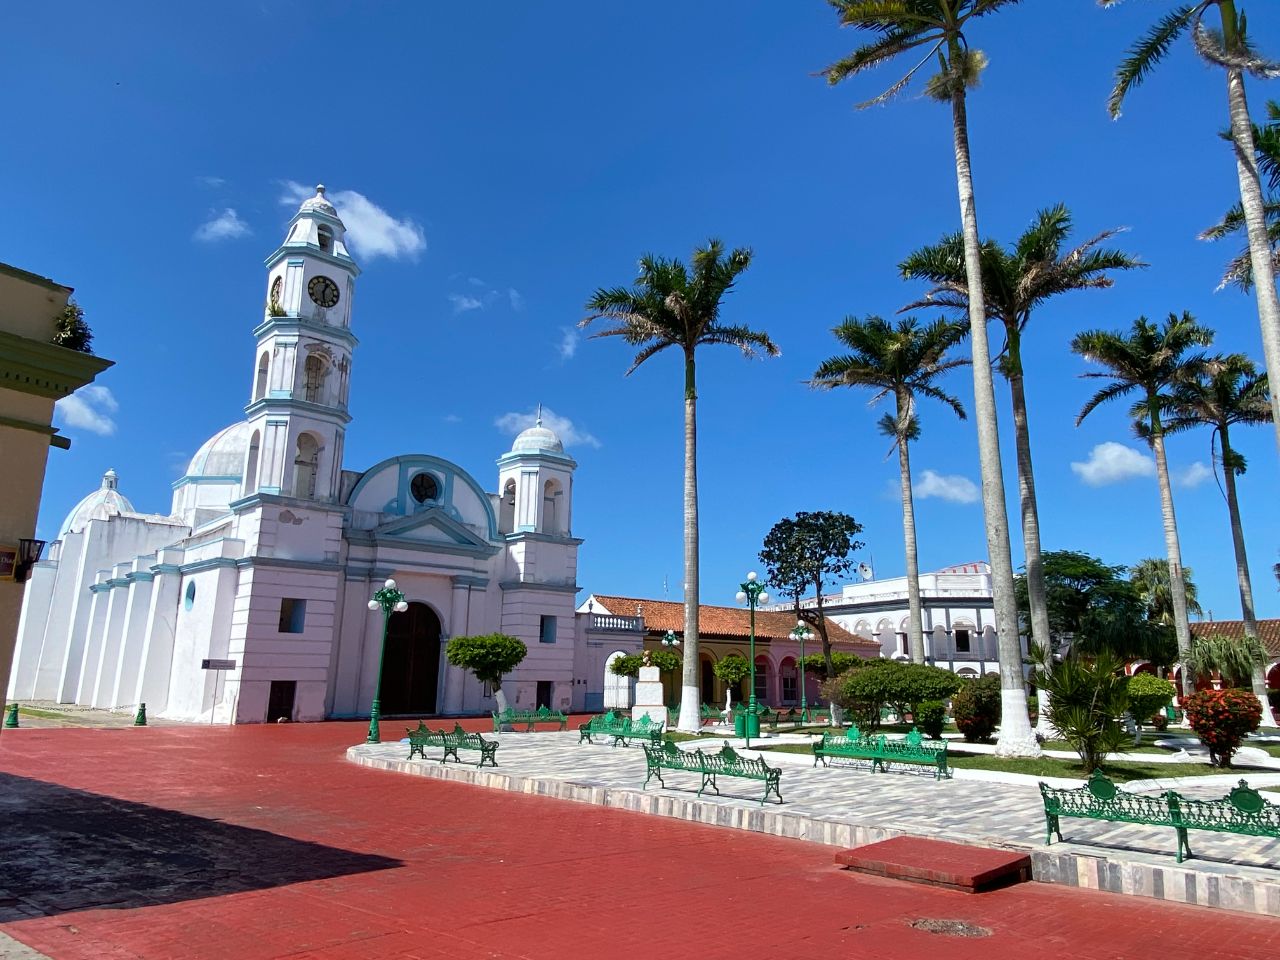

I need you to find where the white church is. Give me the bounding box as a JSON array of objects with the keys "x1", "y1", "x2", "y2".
[{"x1": 8, "y1": 187, "x2": 591, "y2": 724}]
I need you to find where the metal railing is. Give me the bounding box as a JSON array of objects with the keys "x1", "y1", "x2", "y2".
[{"x1": 590, "y1": 614, "x2": 645, "y2": 632}]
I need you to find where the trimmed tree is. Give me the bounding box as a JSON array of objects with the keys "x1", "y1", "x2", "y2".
[
  {"x1": 1127, "y1": 673, "x2": 1178, "y2": 739},
  {"x1": 445, "y1": 633, "x2": 527, "y2": 714},
  {"x1": 712, "y1": 654, "x2": 752, "y2": 706},
  {"x1": 609, "y1": 650, "x2": 682, "y2": 677}
]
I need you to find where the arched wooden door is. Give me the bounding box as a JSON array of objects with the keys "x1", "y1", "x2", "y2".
[{"x1": 379, "y1": 602, "x2": 441, "y2": 715}]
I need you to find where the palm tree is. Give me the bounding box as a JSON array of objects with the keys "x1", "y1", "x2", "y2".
[
  {"x1": 582, "y1": 240, "x2": 779, "y2": 732},
  {"x1": 1129, "y1": 558, "x2": 1204, "y2": 626},
  {"x1": 823, "y1": 0, "x2": 1039, "y2": 757},
  {"x1": 811, "y1": 316, "x2": 968, "y2": 666},
  {"x1": 900, "y1": 205, "x2": 1144, "y2": 729},
  {"x1": 1201, "y1": 100, "x2": 1280, "y2": 290},
  {"x1": 1071, "y1": 313, "x2": 1213, "y2": 695},
  {"x1": 1104, "y1": 0, "x2": 1280, "y2": 455},
  {"x1": 1162, "y1": 354, "x2": 1276, "y2": 724}
]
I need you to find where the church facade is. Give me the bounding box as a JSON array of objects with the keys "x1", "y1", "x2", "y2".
[{"x1": 8, "y1": 187, "x2": 587, "y2": 724}]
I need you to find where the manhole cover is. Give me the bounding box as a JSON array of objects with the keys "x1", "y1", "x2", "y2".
[{"x1": 910, "y1": 919, "x2": 992, "y2": 938}]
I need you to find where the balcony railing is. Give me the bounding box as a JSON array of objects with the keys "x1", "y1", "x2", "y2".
[{"x1": 591, "y1": 614, "x2": 645, "y2": 633}]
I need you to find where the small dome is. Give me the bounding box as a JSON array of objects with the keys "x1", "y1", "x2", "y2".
[
  {"x1": 511, "y1": 408, "x2": 564, "y2": 454},
  {"x1": 298, "y1": 183, "x2": 338, "y2": 218},
  {"x1": 185, "y1": 422, "x2": 253, "y2": 478},
  {"x1": 58, "y1": 468, "x2": 136, "y2": 540}
]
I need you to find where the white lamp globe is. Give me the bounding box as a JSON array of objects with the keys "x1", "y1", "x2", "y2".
[
  {"x1": 367, "y1": 599, "x2": 380, "y2": 611},
  {"x1": 797, "y1": 619, "x2": 806, "y2": 629},
  {"x1": 735, "y1": 591, "x2": 747, "y2": 604},
  {"x1": 384, "y1": 578, "x2": 397, "y2": 590},
  {"x1": 759, "y1": 592, "x2": 769, "y2": 605},
  {"x1": 394, "y1": 600, "x2": 409, "y2": 613},
  {"x1": 746, "y1": 571, "x2": 758, "y2": 582}
]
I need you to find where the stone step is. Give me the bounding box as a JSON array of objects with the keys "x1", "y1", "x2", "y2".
[{"x1": 834, "y1": 836, "x2": 1032, "y2": 893}]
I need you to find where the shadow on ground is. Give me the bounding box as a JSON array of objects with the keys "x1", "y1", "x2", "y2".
[{"x1": 0, "y1": 772, "x2": 401, "y2": 921}]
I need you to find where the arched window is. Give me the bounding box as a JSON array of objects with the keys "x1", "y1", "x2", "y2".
[
  {"x1": 317, "y1": 225, "x2": 333, "y2": 253},
  {"x1": 244, "y1": 430, "x2": 260, "y2": 496},
  {"x1": 498, "y1": 480, "x2": 516, "y2": 534},
  {"x1": 293, "y1": 434, "x2": 319, "y2": 499},
  {"x1": 254, "y1": 352, "x2": 270, "y2": 401},
  {"x1": 410, "y1": 472, "x2": 439, "y2": 504},
  {"x1": 303, "y1": 354, "x2": 327, "y2": 404},
  {"x1": 542, "y1": 478, "x2": 561, "y2": 535}
]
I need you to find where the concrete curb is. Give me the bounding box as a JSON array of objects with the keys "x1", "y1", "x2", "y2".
[{"x1": 347, "y1": 744, "x2": 1280, "y2": 917}]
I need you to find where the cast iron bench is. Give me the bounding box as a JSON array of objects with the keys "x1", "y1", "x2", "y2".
[
  {"x1": 812, "y1": 725, "x2": 951, "y2": 780},
  {"x1": 642, "y1": 740, "x2": 783, "y2": 805},
  {"x1": 406, "y1": 721, "x2": 500, "y2": 768},
  {"x1": 1040, "y1": 771, "x2": 1280, "y2": 863},
  {"x1": 491, "y1": 704, "x2": 568, "y2": 732},
  {"x1": 578, "y1": 711, "x2": 665, "y2": 747},
  {"x1": 766, "y1": 706, "x2": 832, "y2": 728},
  {"x1": 667, "y1": 704, "x2": 728, "y2": 726}
]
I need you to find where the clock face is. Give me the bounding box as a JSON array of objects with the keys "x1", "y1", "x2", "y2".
[{"x1": 308, "y1": 275, "x2": 340, "y2": 309}]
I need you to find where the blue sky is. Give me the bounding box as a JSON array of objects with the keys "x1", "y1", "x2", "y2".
[{"x1": 5, "y1": 2, "x2": 1280, "y2": 618}]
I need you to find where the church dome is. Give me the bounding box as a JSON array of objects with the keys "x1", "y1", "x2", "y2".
[
  {"x1": 58, "y1": 468, "x2": 136, "y2": 540},
  {"x1": 298, "y1": 184, "x2": 338, "y2": 218},
  {"x1": 511, "y1": 418, "x2": 564, "y2": 454},
  {"x1": 185, "y1": 422, "x2": 253, "y2": 478}
]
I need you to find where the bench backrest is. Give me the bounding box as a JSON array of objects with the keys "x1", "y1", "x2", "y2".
[
  {"x1": 1039, "y1": 771, "x2": 1172, "y2": 824},
  {"x1": 1168, "y1": 780, "x2": 1280, "y2": 831}
]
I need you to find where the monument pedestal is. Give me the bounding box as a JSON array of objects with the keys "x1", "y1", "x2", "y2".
[{"x1": 632, "y1": 665, "x2": 667, "y2": 725}]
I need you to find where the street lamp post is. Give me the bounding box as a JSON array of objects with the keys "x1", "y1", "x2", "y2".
[
  {"x1": 789, "y1": 619, "x2": 812, "y2": 723},
  {"x1": 366, "y1": 578, "x2": 409, "y2": 744},
  {"x1": 661, "y1": 630, "x2": 680, "y2": 707},
  {"x1": 735, "y1": 572, "x2": 769, "y2": 748}
]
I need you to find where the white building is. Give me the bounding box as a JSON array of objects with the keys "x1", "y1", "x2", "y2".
[
  {"x1": 781, "y1": 562, "x2": 1019, "y2": 677},
  {"x1": 8, "y1": 186, "x2": 592, "y2": 723}
]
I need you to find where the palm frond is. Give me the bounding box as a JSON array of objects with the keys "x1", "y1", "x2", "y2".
[{"x1": 1108, "y1": 4, "x2": 1200, "y2": 119}]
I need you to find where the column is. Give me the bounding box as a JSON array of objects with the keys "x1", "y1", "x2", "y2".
[{"x1": 442, "y1": 579, "x2": 469, "y2": 714}]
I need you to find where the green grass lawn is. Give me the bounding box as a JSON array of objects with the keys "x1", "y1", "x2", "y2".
[{"x1": 15, "y1": 706, "x2": 73, "y2": 721}]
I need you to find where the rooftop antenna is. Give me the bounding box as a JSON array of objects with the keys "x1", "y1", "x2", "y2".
[
  {"x1": 663, "y1": 574, "x2": 669, "y2": 600},
  {"x1": 535, "y1": 402, "x2": 543, "y2": 427}
]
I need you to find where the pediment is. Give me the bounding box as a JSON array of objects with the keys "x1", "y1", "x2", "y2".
[{"x1": 373, "y1": 508, "x2": 493, "y2": 550}]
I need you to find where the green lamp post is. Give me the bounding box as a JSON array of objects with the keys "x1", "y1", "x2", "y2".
[
  {"x1": 366, "y1": 577, "x2": 408, "y2": 744},
  {"x1": 735, "y1": 571, "x2": 769, "y2": 746},
  {"x1": 789, "y1": 619, "x2": 812, "y2": 722}
]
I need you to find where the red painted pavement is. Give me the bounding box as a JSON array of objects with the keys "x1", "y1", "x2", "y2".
[
  {"x1": 0, "y1": 720, "x2": 1275, "y2": 960},
  {"x1": 835, "y1": 837, "x2": 1032, "y2": 892}
]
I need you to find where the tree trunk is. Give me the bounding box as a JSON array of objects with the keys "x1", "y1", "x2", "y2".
[
  {"x1": 814, "y1": 579, "x2": 834, "y2": 677},
  {"x1": 1221, "y1": 21, "x2": 1280, "y2": 457},
  {"x1": 1007, "y1": 342, "x2": 1054, "y2": 736},
  {"x1": 493, "y1": 682, "x2": 510, "y2": 715},
  {"x1": 896, "y1": 388, "x2": 926, "y2": 665},
  {"x1": 949, "y1": 81, "x2": 1038, "y2": 757},
  {"x1": 1220, "y1": 425, "x2": 1276, "y2": 726},
  {"x1": 677, "y1": 351, "x2": 702, "y2": 732},
  {"x1": 1149, "y1": 418, "x2": 1193, "y2": 696}
]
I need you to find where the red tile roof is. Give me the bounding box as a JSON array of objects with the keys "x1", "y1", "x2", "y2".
[
  {"x1": 591, "y1": 595, "x2": 881, "y2": 652},
  {"x1": 1189, "y1": 619, "x2": 1280, "y2": 658}
]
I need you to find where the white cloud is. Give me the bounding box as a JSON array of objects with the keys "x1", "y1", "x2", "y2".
[
  {"x1": 448, "y1": 294, "x2": 483, "y2": 314},
  {"x1": 495, "y1": 406, "x2": 601, "y2": 449},
  {"x1": 443, "y1": 414, "x2": 462, "y2": 424},
  {"x1": 279, "y1": 180, "x2": 425, "y2": 261},
  {"x1": 508, "y1": 288, "x2": 524, "y2": 311},
  {"x1": 468, "y1": 276, "x2": 487, "y2": 287},
  {"x1": 54, "y1": 384, "x2": 118, "y2": 436},
  {"x1": 557, "y1": 327, "x2": 579, "y2": 360},
  {"x1": 1176, "y1": 461, "x2": 1213, "y2": 489},
  {"x1": 193, "y1": 208, "x2": 250, "y2": 242},
  {"x1": 196, "y1": 175, "x2": 226, "y2": 188},
  {"x1": 1071, "y1": 441, "x2": 1155, "y2": 487},
  {"x1": 914, "y1": 469, "x2": 980, "y2": 504}
]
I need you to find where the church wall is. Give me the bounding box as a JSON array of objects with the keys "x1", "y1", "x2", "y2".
[
  {"x1": 90, "y1": 564, "x2": 133, "y2": 708},
  {"x1": 7, "y1": 558, "x2": 56, "y2": 700},
  {"x1": 499, "y1": 587, "x2": 576, "y2": 713},
  {"x1": 75, "y1": 579, "x2": 110, "y2": 703},
  {"x1": 164, "y1": 563, "x2": 240, "y2": 721},
  {"x1": 110, "y1": 564, "x2": 155, "y2": 708},
  {"x1": 136, "y1": 556, "x2": 182, "y2": 713}
]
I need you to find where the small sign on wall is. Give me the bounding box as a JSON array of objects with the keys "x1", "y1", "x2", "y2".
[
  {"x1": 202, "y1": 658, "x2": 237, "y2": 671},
  {"x1": 0, "y1": 545, "x2": 16, "y2": 581}
]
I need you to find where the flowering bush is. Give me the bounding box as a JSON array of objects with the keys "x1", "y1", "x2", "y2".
[
  {"x1": 952, "y1": 674, "x2": 1001, "y2": 742},
  {"x1": 1185, "y1": 688, "x2": 1262, "y2": 767}
]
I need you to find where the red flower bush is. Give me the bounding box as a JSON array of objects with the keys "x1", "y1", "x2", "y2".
[{"x1": 1184, "y1": 688, "x2": 1262, "y2": 767}]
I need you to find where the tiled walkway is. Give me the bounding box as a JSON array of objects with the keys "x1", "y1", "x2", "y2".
[{"x1": 1, "y1": 721, "x2": 1276, "y2": 960}]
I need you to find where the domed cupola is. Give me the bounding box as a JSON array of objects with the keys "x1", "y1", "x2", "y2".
[
  {"x1": 58, "y1": 468, "x2": 136, "y2": 540},
  {"x1": 496, "y1": 406, "x2": 577, "y2": 537},
  {"x1": 511, "y1": 413, "x2": 565, "y2": 455}
]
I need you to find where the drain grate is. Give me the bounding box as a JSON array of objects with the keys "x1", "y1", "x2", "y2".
[{"x1": 909, "y1": 918, "x2": 992, "y2": 938}]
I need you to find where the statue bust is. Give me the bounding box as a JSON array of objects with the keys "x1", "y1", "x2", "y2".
[{"x1": 642, "y1": 649, "x2": 652, "y2": 668}]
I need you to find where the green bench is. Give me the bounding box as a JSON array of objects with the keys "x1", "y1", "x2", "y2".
[
  {"x1": 642, "y1": 740, "x2": 783, "y2": 805},
  {"x1": 1039, "y1": 771, "x2": 1280, "y2": 863},
  {"x1": 766, "y1": 706, "x2": 832, "y2": 728},
  {"x1": 668, "y1": 703, "x2": 729, "y2": 726},
  {"x1": 812, "y1": 725, "x2": 951, "y2": 780},
  {"x1": 406, "y1": 721, "x2": 500, "y2": 768},
  {"x1": 578, "y1": 711, "x2": 665, "y2": 747},
  {"x1": 491, "y1": 704, "x2": 568, "y2": 732}
]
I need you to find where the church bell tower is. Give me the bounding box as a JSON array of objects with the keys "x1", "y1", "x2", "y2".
[{"x1": 242, "y1": 185, "x2": 360, "y2": 501}]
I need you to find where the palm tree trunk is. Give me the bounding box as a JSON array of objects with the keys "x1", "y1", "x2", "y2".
[
  {"x1": 1220, "y1": 426, "x2": 1276, "y2": 726},
  {"x1": 896, "y1": 390, "x2": 926, "y2": 665},
  {"x1": 1221, "y1": 15, "x2": 1280, "y2": 456},
  {"x1": 1149, "y1": 420, "x2": 1193, "y2": 696},
  {"x1": 1007, "y1": 352, "x2": 1054, "y2": 735},
  {"x1": 949, "y1": 80, "x2": 1038, "y2": 757},
  {"x1": 677, "y1": 351, "x2": 702, "y2": 733}
]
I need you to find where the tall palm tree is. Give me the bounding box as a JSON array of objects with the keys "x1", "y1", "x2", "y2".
[
  {"x1": 1071, "y1": 313, "x2": 1214, "y2": 695},
  {"x1": 811, "y1": 316, "x2": 968, "y2": 665},
  {"x1": 1201, "y1": 100, "x2": 1280, "y2": 290},
  {"x1": 582, "y1": 240, "x2": 779, "y2": 732},
  {"x1": 823, "y1": 0, "x2": 1039, "y2": 757},
  {"x1": 1129, "y1": 557, "x2": 1204, "y2": 625},
  {"x1": 900, "y1": 206, "x2": 1144, "y2": 729},
  {"x1": 1104, "y1": 0, "x2": 1280, "y2": 454},
  {"x1": 1162, "y1": 354, "x2": 1276, "y2": 724}
]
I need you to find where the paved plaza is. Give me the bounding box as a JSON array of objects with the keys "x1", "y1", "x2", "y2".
[{"x1": 1, "y1": 720, "x2": 1278, "y2": 959}]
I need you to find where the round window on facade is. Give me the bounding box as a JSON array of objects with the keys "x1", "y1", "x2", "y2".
[
  {"x1": 184, "y1": 581, "x2": 197, "y2": 611},
  {"x1": 410, "y1": 472, "x2": 439, "y2": 504}
]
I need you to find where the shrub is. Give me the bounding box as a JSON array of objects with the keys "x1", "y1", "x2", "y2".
[
  {"x1": 713, "y1": 654, "x2": 751, "y2": 701},
  {"x1": 445, "y1": 633, "x2": 527, "y2": 712},
  {"x1": 1185, "y1": 688, "x2": 1262, "y2": 767},
  {"x1": 915, "y1": 700, "x2": 947, "y2": 739},
  {"x1": 1026, "y1": 694, "x2": 1038, "y2": 720},
  {"x1": 798, "y1": 651, "x2": 863, "y2": 680},
  {"x1": 830, "y1": 659, "x2": 963, "y2": 721},
  {"x1": 1126, "y1": 673, "x2": 1177, "y2": 728},
  {"x1": 951, "y1": 674, "x2": 1002, "y2": 743},
  {"x1": 1037, "y1": 652, "x2": 1130, "y2": 773},
  {"x1": 821, "y1": 675, "x2": 880, "y2": 731},
  {"x1": 51, "y1": 299, "x2": 93, "y2": 353},
  {"x1": 1151, "y1": 712, "x2": 1169, "y2": 732}
]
